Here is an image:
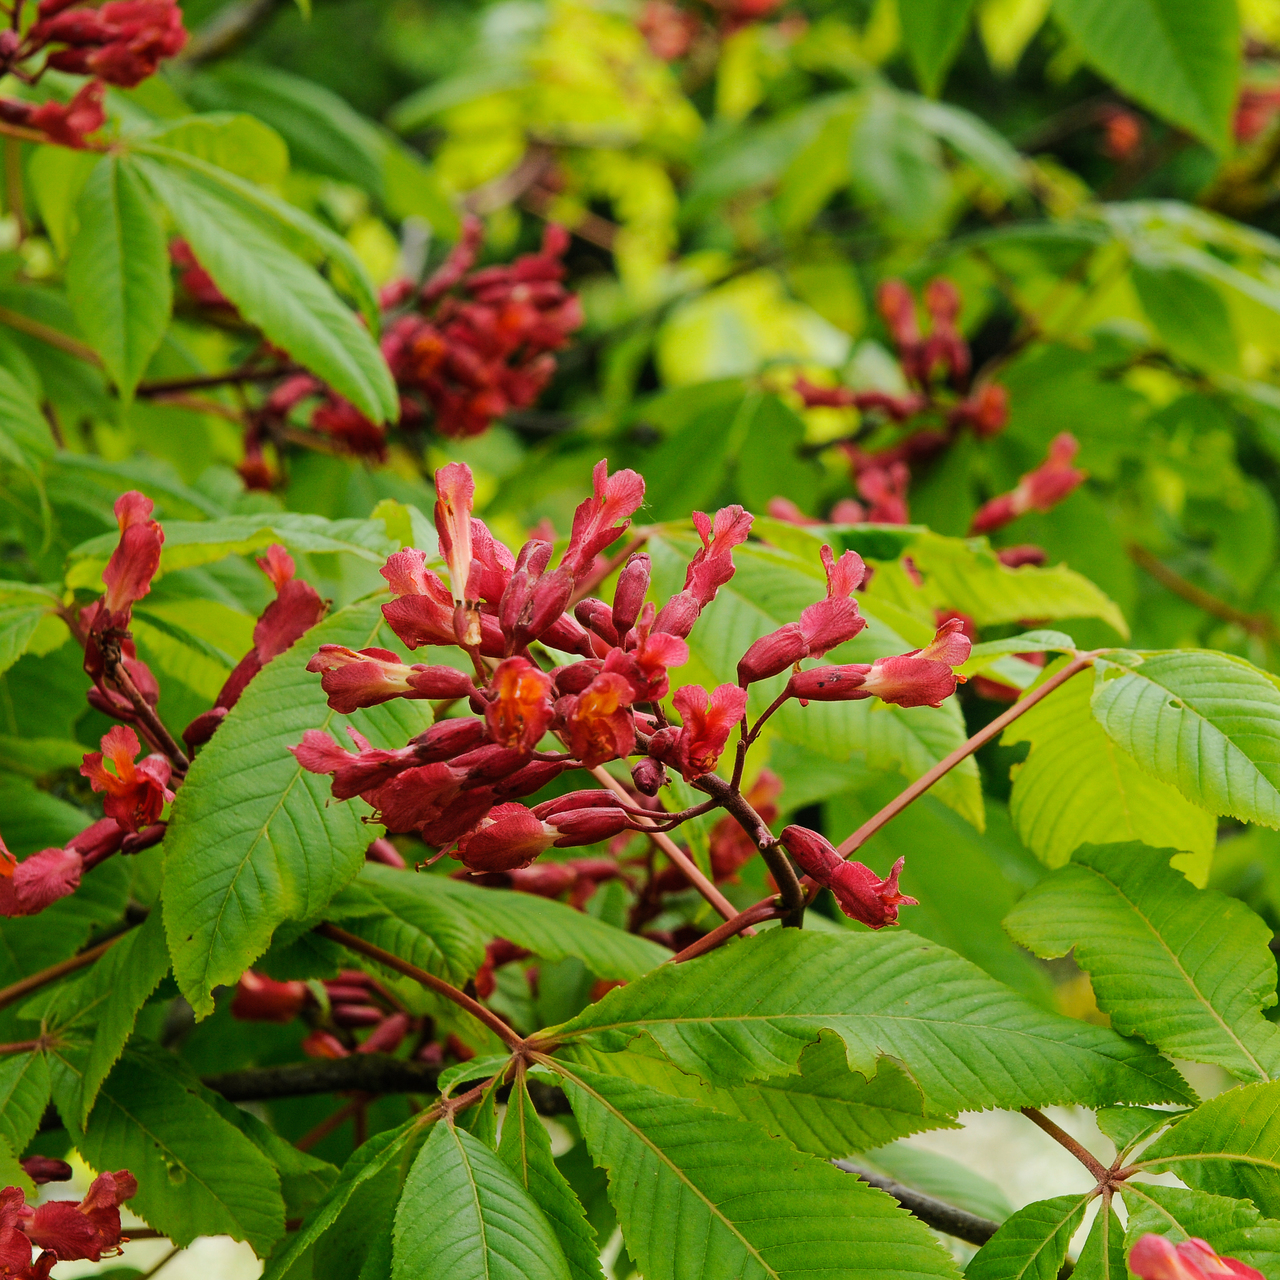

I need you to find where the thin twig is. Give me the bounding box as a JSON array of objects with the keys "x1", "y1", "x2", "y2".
[
  {"x1": 836, "y1": 653, "x2": 1098, "y2": 858},
  {"x1": 135, "y1": 364, "x2": 300, "y2": 399},
  {"x1": 0, "y1": 931, "x2": 130, "y2": 1013},
  {"x1": 315, "y1": 923, "x2": 524, "y2": 1052},
  {"x1": 567, "y1": 533, "x2": 650, "y2": 608},
  {"x1": 834, "y1": 1162, "x2": 999, "y2": 1246},
  {"x1": 1021, "y1": 1107, "x2": 1110, "y2": 1183},
  {"x1": 106, "y1": 657, "x2": 190, "y2": 774},
  {"x1": 1128, "y1": 543, "x2": 1277, "y2": 640},
  {"x1": 670, "y1": 902, "x2": 786, "y2": 963},
  {"x1": 295, "y1": 1095, "x2": 369, "y2": 1152},
  {"x1": 0, "y1": 304, "x2": 101, "y2": 365},
  {"x1": 134, "y1": 1244, "x2": 181, "y2": 1280},
  {"x1": 0, "y1": 1039, "x2": 39, "y2": 1055},
  {"x1": 587, "y1": 766, "x2": 748, "y2": 931}
]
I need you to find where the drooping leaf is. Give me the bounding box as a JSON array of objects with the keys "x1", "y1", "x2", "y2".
[
  {"x1": 1003, "y1": 661, "x2": 1215, "y2": 874},
  {"x1": 549, "y1": 929, "x2": 1193, "y2": 1114},
  {"x1": 963, "y1": 1193, "x2": 1089, "y2": 1280},
  {"x1": 498, "y1": 1077, "x2": 604, "y2": 1280},
  {"x1": 65, "y1": 156, "x2": 172, "y2": 402},
  {"x1": 393, "y1": 1119, "x2": 574, "y2": 1280},
  {"x1": 52, "y1": 1043, "x2": 286, "y2": 1254},
  {"x1": 1120, "y1": 1183, "x2": 1280, "y2": 1274},
  {"x1": 1090, "y1": 650, "x2": 1280, "y2": 830},
  {"x1": 1051, "y1": 0, "x2": 1239, "y2": 152},
  {"x1": 1137, "y1": 1080, "x2": 1280, "y2": 1216},
  {"x1": 1004, "y1": 842, "x2": 1280, "y2": 1081},
  {"x1": 899, "y1": 0, "x2": 977, "y2": 95},
  {"x1": 132, "y1": 155, "x2": 395, "y2": 423},
  {"x1": 555, "y1": 1059, "x2": 962, "y2": 1280},
  {"x1": 162, "y1": 597, "x2": 437, "y2": 1018},
  {"x1": 41, "y1": 909, "x2": 172, "y2": 1126}
]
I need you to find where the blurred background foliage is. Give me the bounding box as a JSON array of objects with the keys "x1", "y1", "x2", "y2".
[{"x1": 10, "y1": 0, "x2": 1280, "y2": 1051}]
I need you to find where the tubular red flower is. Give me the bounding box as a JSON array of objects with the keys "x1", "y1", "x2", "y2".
[
  {"x1": 29, "y1": 79, "x2": 105, "y2": 147},
  {"x1": 0, "y1": 846, "x2": 83, "y2": 918},
  {"x1": 779, "y1": 825, "x2": 916, "y2": 927},
  {"x1": 562, "y1": 672, "x2": 636, "y2": 767},
  {"x1": 856, "y1": 462, "x2": 910, "y2": 525},
  {"x1": 559, "y1": 459, "x2": 646, "y2": 581},
  {"x1": 970, "y1": 433, "x2": 1085, "y2": 535},
  {"x1": 484, "y1": 657, "x2": 554, "y2": 751},
  {"x1": 306, "y1": 644, "x2": 476, "y2": 714},
  {"x1": 79, "y1": 725, "x2": 173, "y2": 831},
  {"x1": 455, "y1": 803, "x2": 556, "y2": 871},
  {"x1": 655, "y1": 684, "x2": 748, "y2": 781},
  {"x1": 231, "y1": 971, "x2": 308, "y2": 1023},
  {"x1": 1128, "y1": 1235, "x2": 1263, "y2": 1280},
  {"x1": 380, "y1": 548, "x2": 505, "y2": 656},
  {"x1": 101, "y1": 490, "x2": 163, "y2": 618},
  {"x1": 612, "y1": 552, "x2": 651, "y2": 637},
  {"x1": 435, "y1": 462, "x2": 480, "y2": 645},
  {"x1": 24, "y1": 1170, "x2": 137, "y2": 1262},
  {"x1": 652, "y1": 506, "x2": 752, "y2": 638}
]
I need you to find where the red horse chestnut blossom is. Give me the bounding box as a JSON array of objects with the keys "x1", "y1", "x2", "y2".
[
  {"x1": 0, "y1": 1171, "x2": 137, "y2": 1271},
  {"x1": 80, "y1": 725, "x2": 174, "y2": 831},
  {"x1": 970, "y1": 433, "x2": 1086, "y2": 535},
  {"x1": 780, "y1": 826, "x2": 917, "y2": 927},
  {"x1": 1128, "y1": 1235, "x2": 1263, "y2": 1280}
]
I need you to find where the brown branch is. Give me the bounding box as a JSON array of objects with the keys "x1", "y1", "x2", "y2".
[
  {"x1": 834, "y1": 1161, "x2": 999, "y2": 1246},
  {"x1": 1021, "y1": 1107, "x2": 1110, "y2": 1183},
  {"x1": 1128, "y1": 543, "x2": 1278, "y2": 641},
  {"x1": 588, "y1": 765, "x2": 749, "y2": 932},
  {"x1": 836, "y1": 652, "x2": 1098, "y2": 858},
  {"x1": 522, "y1": 183, "x2": 619, "y2": 253},
  {"x1": 0, "y1": 305, "x2": 101, "y2": 365},
  {"x1": 296, "y1": 1095, "x2": 369, "y2": 1152},
  {"x1": 106, "y1": 656, "x2": 190, "y2": 774},
  {"x1": 465, "y1": 144, "x2": 557, "y2": 217},
  {"x1": 202, "y1": 1054, "x2": 441, "y2": 1101},
  {"x1": 135, "y1": 364, "x2": 300, "y2": 399},
  {"x1": 315, "y1": 923, "x2": 524, "y2": 1052},
  {"x1": 0, "y1": 931, "x2": 130, "y2": 1013},
  {"x1": 0, "y1": 1039, "x2": 39, "y2": 1055},
  {"x1": 670, "y1": 902, "x2": 786, "y2": 963},
  {"x1": 142, "y1": 392, "x2": 244, "y2": 421}
]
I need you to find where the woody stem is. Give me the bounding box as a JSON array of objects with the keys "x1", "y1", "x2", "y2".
[
  {"x1": 315, "y1": 923, "x2": 525, "y2": 1053},
  {"x1": 693, "y1": 773, "x2": 806, "y2": 926},
  {"x1": 0, "y1": 930, "x2": 133, "y2": 1013},
  {"x1": 670, "y1": 902, "x2": 787, "y2": 963},
  {"x1": 106, "y1": 655, "x2": 191, "y2": 774},
  {"x1": 588, "y1": 765, "x2": 750, "y2": 932},
  {"x1": 1021, "y1": 1107, "x2": 1111, "y2": 1183},
  {"x1": 835, "y1": 652, "x2": 1098, "y2": 858}
]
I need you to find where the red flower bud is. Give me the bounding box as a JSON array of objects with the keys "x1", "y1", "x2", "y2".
[
  {"x1": 231, "y1": 971, "x2": 308, "y2": 1023},
  {"x1": 306, "y1": 645, "x2": 475, "y2": 713},
  {"x1": 1128, "y1": 1234, "x2": 1263, "y2": 1280},
  {"x1": 101, "y1": 490, "x2": 163, "y2": 619},
  {"x1": 785, "y1": 663, "x2": 873, "y2": 702},
  {"x1": 970, "y1": 433, "x2": 1085, "y2": 535},
  {"x1": 302, "y1": 1029, "x2": 349, "y2": 1059},
  {"x1": 996, "y1": 544, "x2": 1046, "y2": 568},
  {"x1": 455, "y1": 803, "x2": 556, "y2": 871},
  {"x1": 575, "y1": 598, "x2": 618, "y2": 645},
  {"x1": 612, "y1": 552, "x2": 651, "y2": 636},
  {"x1": 631, "y1": 756, "x2": 666, "y2": 795},
  {"x1": 779, "y1": 825, "x2": 916, "y2": 928},
  {"x1": 331, "y1": 1003, "x2": 385, "y2": 1028},
  {"x1": 358, "y1": 1012, "x2": 411, "y2": 1055},
  {"x1": 738, "y1": 623, "x2": 808, "y2": 685},
  {"x1": 20, "y1": 1157, "x2": 72, "y2": 1185},
  {"x1": 366, "y1": 836, "x2": 407, "y2": 868}
]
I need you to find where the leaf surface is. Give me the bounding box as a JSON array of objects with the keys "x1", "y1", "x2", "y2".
[
  {"x1": 1121, "y1": 1183, "x2": 1280, "y2": 1274},
  {"x1": 963, "y1": 1193, "x2": 1089, "y2": 1280}
]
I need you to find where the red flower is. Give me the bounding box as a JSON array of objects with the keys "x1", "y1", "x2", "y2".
[
  {"x1": 455, "y1": 802, "x2": 555, "y2": 871},
  {"x1": 876, "y1": 279, "x2": 923, "y2": 381},
  {"x1": 0, "y1": 844, "x2": 83, "y2": 918},
  {"x1": 949, "y1": 382, "x2": 1008, "y2": 437},
  {"x1": 80, "y1": 725, "x2": 174, "y2": 831},
  {"x1": 653, "y1": 506, "x2": 753, "y2": 638},
  {"x1": 28, "y1": 80, "x2": 105, "y2": 147},
  {"x1": 559, "y1": 459, "x2": 646, "y2": 581},
  {"x1": 435, "y1": 462, "x2": 480, "y2": 645},
  {"x1": 20, "y1": 1169, "x2": 138, "y2": 1262},
  {"x1": 309, "y1": 395, "x2": 387, "y2": 461},
  {"x1": 231, "y1": 971, "x2": 308, "y2": 1023},
  {"x1": 921, "y1": 277, "x2": 969, "y2": 384},
  {"x1": 305, "y1": 644, "x2": 476, "y2": 714},
  {"x1": 101, "y1": 490, "x2": 163, "y2": 621},
  {"x1": 562, "y1": 672, "x2": 635, "y2": 767},
  {"x1": 39, "y1": 0, "x2": 187, "y2": 86},
  {"x1": 1128, "y1": 1235, "x2": 1263, "y2": 1280},
  {"x1": 638, "y1": 0, "x2": 700, "y2": 59},
  {"x1": 484, "y1": 657, "x2": 554, "y2": 751},
  {"x1": 170, "y1": 239, "x2": 232, "y2": 308},
  {"x1": 651, "y1": 684, "x2": 747, "y2": 781},
  {"x1": 779, "y1": 825, "x2": 916, "y2": 928},
  {"x1": 970, "y1": 433, "x2": 1086, "y2": 535},
  {"x1": 856, "y1": 462, "x2": 910, "y2": 525}
]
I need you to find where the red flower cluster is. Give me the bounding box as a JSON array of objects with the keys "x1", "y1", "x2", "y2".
[
  {"x1": 232, "y1": 219, "x2": 583, "y2": 484},
  {"x1": 0, "y1": 0, "x2": 186, "y2": 148},
  {"x1": 970, "y1": 432, "x2": 1086, "y2": 535},
  {"x1": 0, "y1": 1171, "x2": 137, "y2": 1277},
  {"x1": 1128, "y1": 1235, "x2": 1262, "y2": 1280}
]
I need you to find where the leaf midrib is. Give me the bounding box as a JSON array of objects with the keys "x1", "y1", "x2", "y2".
[{"x1": 449, "y1": 1122, "x2": 493, "y2": 1280}]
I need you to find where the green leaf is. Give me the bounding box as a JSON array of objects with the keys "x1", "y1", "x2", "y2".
[
  {"x1": 899, "y1": 0, "x2": 977, "y2": 95},
  {"x1": 858, "y1": 1143, "x2": 1013, "y2": 1225},
  {"x1": 499, "y1": 1077, "x2": 604, "y2": 1280},
  {"x1": 393, "y1": 1120, "x2": 574, "y2": 1280},
  {"x1": 1137, "y1": 1080, "x2": 1280, "y2": 1216},
  {"x1": 65, "y1": 510, "x2": 396, "y2": 591},
  {"x1": 1091, "y1": 650, "x2": 1280, "y2": 829},
  {"x1": 1003, "y1": 661, "x2": 1215, "y2": 874},
  {"x1": 0, "y1": 365, "x2": 54, "y2": 482},
  {"x1": 162, "y1": 597, "x2": 436, "y2": 1018},
  {"x1": 42, "y1": 910, "x2": 172, "y2": 1126},
  {"x1": 1133, "y1": 259, "x2": 1239, "y2": 376},
  {"x1": 1069, "y1": 1201, "x2": 1126, "y2": 1280},
  {"x1": 550, "y1": 928, "x2": 1193, "y2": 1114},
  {"x1": 132, "y1": 155, "x2": 395, "y2": 424},
  {"x1": 0, "y1": 1134, "x2": 33, "y2": 1197},
  {"x1": 53, "y1": 1044, "x2": 286, "y2": 1254},
  {"x1": 144, "y1": 114, "x2": 290, "y2": 187},
  {"x1": 0, "y1": 1050, "x2": 51, "y2": 1153},
  {"x1": 0, "y1": 582, "x2": 59, "y2": 675},
  {"x1": 1051, "y1": 0, "x2": 1239, "y2": 152},
  {"x1": 262, "y1": 1119, "x2": 424, "y2": 1280},
  {"x1": 1004, "y1": 842, "x2": 1280, "y2": 1082},
  {"x1": 564, "y1": 1034, "x2": 958, "y2": 1160},
  {"x1": 963, "y1": 1193, "x2": 1089, "y2": 1280},
  {"x1": 27, "y1": 145, "x2": 100, "y2": 259},
  {"x1": 555, "y1": 1059, "x2": 962, "y2": 1280},
  {"x1": 1120, "y1": 1183, "x2": 1280, "y2": 1274},
  {"x1": 65, "y1": 156, "x2": 171, "y2": 403}
]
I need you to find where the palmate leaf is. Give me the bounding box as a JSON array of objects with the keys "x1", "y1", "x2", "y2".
[
  {"x1": 564, "y1": 1034, "x2": 958, "y2": 1159},
  {"x1": 1121, "y1": 1183, "x2": 1280, "y2": 1273},
  {"x1": 162, "y1": 597, "x2": 437, "y2": 1018},
  {"x1": 393, "y1": 1119, "x2": 575, "y2": 1280},
  {"x1": 262, "y1": 1118, "x2": 425, "y2": 1280},
  {"x1": 498, "y1": 1078, "x2": 604, "y2": 1280},
  {"x1": 648, "y1": 530, "x2": 982, "y2": 825},
  {"x1": 554, "y1": 1059, "x2": 962, "y2": 1280},
  {"x1": 52, "y1": 1043, "x2": 286, "y2": 1255},
  {"x1": 1090, "y1": 650, "x2": 1280, "y2": 830},
  {"x1": 1137, "y1": 1080, "x2": 1280, "y2": 1216},
  {"x1": 1003, "y1": 661, "x2": 1215, "y2": 875},
  {"x1": 65, "y1": 156, "x2": 172, "y2": 402},
  {"x1": 131, "y1": 155, "x2": 395, "y2": 424},
  {"x1": 549, "y1": 929, "x2": 1192, "y2": 1115},
  {"x1": 1004, "y1": 843, "x2": 1280, "y2": 1082},
  {"x1": 963, "y1": 1193, "x2": 1090, "y2": 1280},
  {"x1": 40, "y1": 909, "x2": 172, "y2": 1126}
]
